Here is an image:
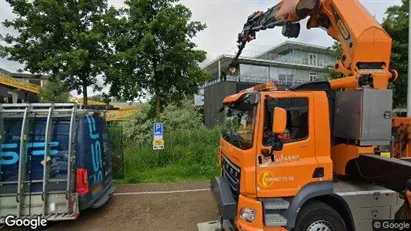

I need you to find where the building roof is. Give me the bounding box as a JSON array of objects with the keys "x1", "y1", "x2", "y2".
[
  {"x1": 202, "y1": 41, "x2": 334, "y2": 74},
  {"x1": 0, "y1": 68, "x2": 49, "y2": 80},
  {"x1": 255, "y1": 41, "x2": 333, "y2": 59},
  {"x1": 203, "y1": 54, "x2": 328, "y2": 75}
]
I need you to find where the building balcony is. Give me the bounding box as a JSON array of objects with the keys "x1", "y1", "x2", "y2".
[{"x1": 201, "y1": 75, "x2": 310, "y2": 88}]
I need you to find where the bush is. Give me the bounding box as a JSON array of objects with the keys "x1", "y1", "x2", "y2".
[
  {"x1": 121, "y1": 103, "x2": 154, "y2": 145},
  {"x1": 116, "y1": 100, "x2": 223, "y2": 183},
  {"x1": 122, "y1": 126, "x2": 222, "y2": 183},
  {"x1": 121, "y1": 100, "x2": 205, "y2": 145},
  {"x1": 108, "y1": 125, "x2": 125, "y2": 179},
  {"x1": 38, "y1": 79, "x2": 70, "y2": 103}
]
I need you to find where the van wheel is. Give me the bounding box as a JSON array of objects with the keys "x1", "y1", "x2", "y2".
[{"x1": 294, "y1": 201, "x2": 346, "y2": 231}]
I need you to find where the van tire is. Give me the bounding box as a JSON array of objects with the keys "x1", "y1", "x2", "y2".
[{"x1": 293, "y1": 200, "x2": 346, "y2": 231}]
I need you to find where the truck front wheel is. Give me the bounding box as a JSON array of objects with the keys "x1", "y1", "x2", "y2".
[{"x1": 294, "y1": 201, "x2": 346, "y2": 231}]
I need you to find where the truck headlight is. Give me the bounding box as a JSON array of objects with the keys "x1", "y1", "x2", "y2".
[{"x1": 239, "y1": 208, "x2": 256, "y2": 222}]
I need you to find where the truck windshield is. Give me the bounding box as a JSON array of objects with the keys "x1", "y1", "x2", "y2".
[{"x1": 222, "y1": 102, "x2": 256, "y2": 150}]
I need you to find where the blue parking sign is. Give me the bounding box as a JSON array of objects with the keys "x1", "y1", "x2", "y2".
[{"x1": 154, "y1": 123, "x2": 164, "y2": 136}]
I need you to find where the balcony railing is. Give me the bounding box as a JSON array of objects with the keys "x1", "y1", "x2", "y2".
[
  {"x1": 202, "y1": 75, "x2": 309, "y2": 88},
  {"x1": 259, "y1": 54, "x2": 335, "y2": 67}
]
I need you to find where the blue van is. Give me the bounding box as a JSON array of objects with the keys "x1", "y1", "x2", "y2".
[{"x1": 0, "y1": 103, "x2": 115, "y2": 222}]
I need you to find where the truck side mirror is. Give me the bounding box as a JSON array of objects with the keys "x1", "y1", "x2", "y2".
[{"x1": 272, "y1": 107, "x2": 287, "y2": 134}]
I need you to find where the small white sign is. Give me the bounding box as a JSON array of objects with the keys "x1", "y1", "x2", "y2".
[{"x1": 153, "y1": 139, "x2": 164, "y2": 150}]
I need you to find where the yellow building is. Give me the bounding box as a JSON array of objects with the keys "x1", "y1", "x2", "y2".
[
  {"x1": 0, "y1": 68, "x2": 47, "y2": 103},
  {"x1": 0, "y1": 68, "x2": 137, "y2": 121}
]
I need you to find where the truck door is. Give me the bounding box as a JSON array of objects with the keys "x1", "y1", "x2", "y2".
[{"x1": 255, "y1": 93, "x2": 318, "y2": 197}]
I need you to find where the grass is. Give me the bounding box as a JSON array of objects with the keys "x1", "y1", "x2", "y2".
[{"x1": 114, "y1": 126, "x2": 222, "y2": 184}]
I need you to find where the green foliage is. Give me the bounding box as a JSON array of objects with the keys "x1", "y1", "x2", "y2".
[
  {"x1": 108, "y1": 125, "x2": 125, "y2": 179},
  {"x1": 160, "y1": 101, "x2": 204, "y2": 132},
  {"x1": 121, "y1": 100, "x2": 205, "y2": 144},
  {"x1": 382, "y1": 0, "x2": 409, "y2": 107},
  {"x1": 89, "y1": 93, "x2": 111, "y2": 104},
  {"x1": 38, "y1": 79, "x2": 70, "y2": 103},
  {"x1": 115, "y1": 99, "x2": 220, "y2": 183},
  {"x1": 121, "y1": 126, "x2": 222, "y2": 183},
  {"x1": 112, "y1": 101, "x2": 221, "y2": 183},
  {"x1": 105, "y1": 0, "x2": 212, "y2": 118},
  {"x1": 0, "y1": 0, "x2": 110, "y2": 104},
  {"x1": 122, "y1": 103, "x2": 154, "y2": 144},
  {"x1": 325, "y1": 41, "x2": 343, "y2": 81}
]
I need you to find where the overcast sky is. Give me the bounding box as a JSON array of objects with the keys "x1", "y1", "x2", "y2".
[{"x1": 0, "y1": 0, "x2": 403, "y2": 96}]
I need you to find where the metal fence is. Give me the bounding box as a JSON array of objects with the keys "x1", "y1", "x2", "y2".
[{"x1": 108, "y1": 124, "x2": 124, "y2": 179}]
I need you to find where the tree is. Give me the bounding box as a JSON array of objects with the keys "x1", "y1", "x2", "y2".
[
  {"x1": 382, "y1": 0, "x2": 409, "y2": 108},
  {"x1": 105, "y1": 0, "x2": 211, "y2": 120},
  {"x1": 38, "y1": 79, "x2": 70, "y2": 103},
  {"x1": 324, "y1": 41, "x2": 343, "y2": 80},
  {"x1": 0, "y1": 0, "x2": 110, "y2": 105},
  {"x1": 89, "y1": 93, "x2": 111, "y2": 104}
]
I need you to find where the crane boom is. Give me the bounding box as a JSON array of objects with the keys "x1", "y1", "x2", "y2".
[{"x1": 230, "y1": 0, "x2": 398, "y2": 90}]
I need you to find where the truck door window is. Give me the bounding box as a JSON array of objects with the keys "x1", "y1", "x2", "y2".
[{"x1": 263, "y1": 98, "x2": 309, "y2": 145}]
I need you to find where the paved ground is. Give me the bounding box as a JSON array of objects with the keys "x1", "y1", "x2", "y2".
[{"x1": 2, "y1": 181, "x2": 217, "y2": 231}]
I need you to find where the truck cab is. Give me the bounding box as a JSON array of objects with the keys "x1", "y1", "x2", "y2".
[{"x1": 211, "y1": 83, "x2": 404, "y2": 231}]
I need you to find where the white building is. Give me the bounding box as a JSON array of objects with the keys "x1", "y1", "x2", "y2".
[{"x1": 195, "y1": 41, "x2": 337, "y2": 106}]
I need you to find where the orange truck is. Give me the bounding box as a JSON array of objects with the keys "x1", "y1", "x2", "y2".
[{"x1": 210, "y1": 0, "x2": 411, "y2": 230}]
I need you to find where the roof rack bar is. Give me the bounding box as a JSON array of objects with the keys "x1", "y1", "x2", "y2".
[
  {"x1": 0, "y1": 106, "x2": 4, "y2": 204},
  {"x1": 0, "y1": 178, "x2": 69, "y2": 185},
  {"x1": 1, "y1": 103, "x2": 77, "y2": 107},
  {"x1": 1, "y1": 108, "x2": 74, "y2": 113},
  {"x1": 1, "y1": 114, "x2": 73, "y2": 119},
  {"x1": 16, "y1": 106, "x2": 30, "y2": 218},
  {"x1": 41, "y1": 105, "x2": 53, "y2": 216},
  {"x1": 66, "y1": 106, "x2": 76, "y2": 212}
]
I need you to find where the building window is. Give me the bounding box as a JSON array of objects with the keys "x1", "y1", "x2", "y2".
[
  {"x1": 309, "y1": 73, "x2": 317, "y2": 81},
  {"x1": 309, "y1": 54, "x2": 317, "y2": 66},
  {"x1": 279, "y1": 74, "x2": 294, "y2": 85},
  {"x1": 239, "y1": 64, "x2": 269, "y2": 82}
]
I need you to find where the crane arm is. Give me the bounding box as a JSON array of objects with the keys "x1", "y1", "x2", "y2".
[{"x1": 230, "y1": 0, "x2": 398, "y2": 90}]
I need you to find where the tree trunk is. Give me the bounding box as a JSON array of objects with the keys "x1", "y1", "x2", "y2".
[
  {"x1": 155, "y1": 88, "x2": 160, "y2": 121},
  {"x1": 82, "y1": 83, "x2": 88, "y2": 105}
]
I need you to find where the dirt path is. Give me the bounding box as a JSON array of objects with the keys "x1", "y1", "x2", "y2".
[{"x1": 2, "y1": 182, "x2": 217, "y2": 231}]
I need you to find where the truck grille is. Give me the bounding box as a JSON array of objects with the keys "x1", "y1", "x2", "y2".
[{"x1": 222, "y1": 155, "x2": 241, "y2": 199}]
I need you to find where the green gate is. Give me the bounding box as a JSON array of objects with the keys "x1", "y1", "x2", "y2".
[{"x1": 108, "y1": 124, "x2": 124, "y2": 179}]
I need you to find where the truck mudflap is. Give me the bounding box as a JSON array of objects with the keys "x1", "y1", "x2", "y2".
[
  {"x1": 0, "y1": 104, "x2": 80, "y2": 223},
  {"x1": 210, "y1": 176, "x2": 237, "y2": 220}
]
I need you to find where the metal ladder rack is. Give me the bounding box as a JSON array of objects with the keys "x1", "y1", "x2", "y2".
[{"x1": 0, "y1": 103, "x2": 94, "y2": 222}]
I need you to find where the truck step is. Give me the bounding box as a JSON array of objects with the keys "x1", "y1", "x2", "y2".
[
  {"x1": 262, "y1": 198, "x2": 290, "y2": 210},
  {"x1": 265, "y1": 214, "x2": 287, "y2": 227}
]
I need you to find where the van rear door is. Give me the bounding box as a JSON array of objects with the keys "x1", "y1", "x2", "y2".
[{"x1": 0, "y1": 104, "x2": 79, "y2": 223}]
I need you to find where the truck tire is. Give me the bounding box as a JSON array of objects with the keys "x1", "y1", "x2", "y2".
[{"x1": 294, "y1": 200, "x2": 346, "y2": 231}]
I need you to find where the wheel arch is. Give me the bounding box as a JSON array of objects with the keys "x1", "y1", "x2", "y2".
[
  {"x1": 283, "y1": 181, "x2": 354, "y2": 230},
  {"x1": 283, "y1": 181, "x2": 334, "y2": 228}
]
